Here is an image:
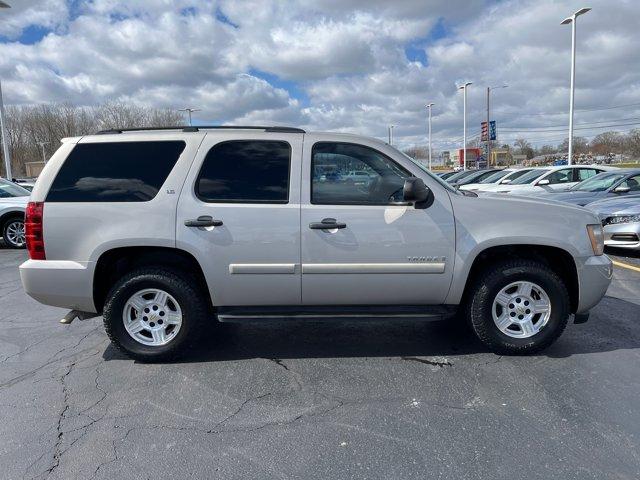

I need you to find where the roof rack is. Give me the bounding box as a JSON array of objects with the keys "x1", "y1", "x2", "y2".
[{"x1": 96, "y1": 126, "x2": 305, "y2": 135}]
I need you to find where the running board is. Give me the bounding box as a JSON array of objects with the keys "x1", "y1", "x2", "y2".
[{"x1": 216, "y1": 305, "x2": 457, "y2": 323}]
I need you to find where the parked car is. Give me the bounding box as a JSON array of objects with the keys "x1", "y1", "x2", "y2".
[
  {"x1": 13, "y1": 178, "x2": 37, "y2": 191},
  {"x1": 437, "y1": 171, "x2": 457, "y2": 180},
  {"x1": 0, "y1": 178, "x2": 30, "y2": 248},
  {"x1": 459, "y1": 168, "x2": 536, "y2": 192},
  {"x1": 20, "y1": 126, "x2": 611, "y2": 361},
  {"x1": 480, "y1": 165, "x2": 616, "y2": 195},
  {"x1": 535, "y1": 169, "x2": 640, "y2": 206},
  {"x1": 450, "y1": 168, "x2": 502, "y2": 188},
  {"x1": 588, "y1": 194, "x2": 640, "y2": 251},
  {"x1": 444, "y1": 169, "x2": 478, "y2": 184}
]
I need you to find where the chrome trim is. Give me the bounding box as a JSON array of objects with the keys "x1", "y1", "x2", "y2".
[
  {"x1": 301, "y1": 262, "x2": 445, "y2": 274},
  {"x1": 229, "y1": 263, "x2": 296, "y2": 274}
]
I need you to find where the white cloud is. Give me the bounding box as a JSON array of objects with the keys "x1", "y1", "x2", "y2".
[{"x1": 0, "y1": 0, "x2": 639, "y2": 150}]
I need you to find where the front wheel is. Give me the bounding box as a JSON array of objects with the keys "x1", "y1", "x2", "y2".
[
  {"x1": 2, "y1": 217, "x2": 26, "y2": 248},
  {"x1": 103, "y1": 268, "x2": 209, "y2": 362},
  {"x1": 466, "y1": 259, "x2": 570, "y2": 354}
]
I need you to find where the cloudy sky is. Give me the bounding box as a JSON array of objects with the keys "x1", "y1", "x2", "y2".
[{"x1": 0, "y1": 0, "x2": 639, "y2": 151}]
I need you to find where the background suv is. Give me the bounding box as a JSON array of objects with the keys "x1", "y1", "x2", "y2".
[{"x1": 19, "y1": 126, "x2": 612, "y2": 362}]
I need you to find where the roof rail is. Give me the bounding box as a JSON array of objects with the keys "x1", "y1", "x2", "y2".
[{"x1": 96, "y1": 126, "x2": 305, "y2": 135}]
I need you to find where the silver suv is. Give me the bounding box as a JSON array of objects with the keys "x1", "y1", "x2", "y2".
[{"x1": 19, "y1": 126, "x2": 612, "y2": 361}]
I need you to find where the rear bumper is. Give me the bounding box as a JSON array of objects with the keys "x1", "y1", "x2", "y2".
[
  {"x1": 603, "y1": 222, "x2": 640, "y2": 250},
  {"x1": 575, "y1": 255, "x2": 613, "y2": 314},
  {"x1": 19, "y1": 259, "x2": 97, "y2": 313}
]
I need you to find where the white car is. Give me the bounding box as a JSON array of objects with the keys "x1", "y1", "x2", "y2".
[
  {"x1": 480, "y1": 165, "x2": 616, "y2": 195},
  {"x1": 459, "y1": 168, "x2": 537, "y2": 192},
  {"x1": 0, "y1": 178, "x2": 30, "y2": 248}
]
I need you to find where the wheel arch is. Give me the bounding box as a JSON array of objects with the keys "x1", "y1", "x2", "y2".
[
  {"x1": 453, "y1": 244, "x2": 579, "y2": 314},
  {"x1": 0, "y1": 209, "x2": 25, "y2": 229},
  {"x1": 93, "y1": 246, "x2": 211, "y2": 314}
]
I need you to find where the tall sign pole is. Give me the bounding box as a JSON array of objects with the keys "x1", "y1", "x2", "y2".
[
  {"x1": 486, "y1": 87, "x2": 491, "y2": 167},
  {"x1": 0, "y1": 79, "x2": 12, "y2": 180}
]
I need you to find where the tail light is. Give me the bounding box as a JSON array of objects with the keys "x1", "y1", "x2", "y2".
[{"x1": 25, "y1": 202, "x2": 46, "y2": 260}]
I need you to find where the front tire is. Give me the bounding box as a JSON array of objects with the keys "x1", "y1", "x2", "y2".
[
  {"x1": 103, "y1": 268, "x2": 209, "y2": 362},
  {"x1": 2, "y1": 216, "x2": 26, "y2": 249},
  {"x1": 466, "y1": 259, "x2": 570, "y2": 354}
]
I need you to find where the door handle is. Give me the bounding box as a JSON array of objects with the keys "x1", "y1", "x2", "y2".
[
  {"x1": 184, "y1": 215, "x2": 223, "y2": 227},
  {"x1": 309, "y1": 218, "x2": 347, "y2": 230}
]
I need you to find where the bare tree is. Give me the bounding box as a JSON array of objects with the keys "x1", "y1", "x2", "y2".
[{"x1": 0, "y1": 103, "x2": 185, "y2": 177}]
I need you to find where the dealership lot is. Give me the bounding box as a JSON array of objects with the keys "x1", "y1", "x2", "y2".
[{"x1": 1, "y1": 245, "x2": 639, "y2": 480}]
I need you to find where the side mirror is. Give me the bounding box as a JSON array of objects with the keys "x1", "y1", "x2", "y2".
[
  {"x1": 613, "y1": 185, "x2": 630, "y2": 193},
  {"x1": 403, "y1": 178, "x2": 433, "y2": 209},
  {"x1": 537, "y1": 179, "x2": 550, "y2": 186}
]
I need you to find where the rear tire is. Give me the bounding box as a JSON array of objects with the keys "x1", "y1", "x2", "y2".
[
  {"x1": 2, "y1": 216, "x2": 26, "y2": 249},
  {"x1": 466, "y1": 259, "x2": 570, "y2": 354},
  {"x1": 103, "y1": 267, "x2": 209, "y2": 362}
]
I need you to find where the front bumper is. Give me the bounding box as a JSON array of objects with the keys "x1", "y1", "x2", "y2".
[
  {"x1": 19, "y1": 259, "x2": 97, "y2": 313},
  {"x1": 575, "y1": 254, "x2": 613, "y2": 314},
  {"x1": 603, "y1": 222, "x2": 640, "y2": 250}
]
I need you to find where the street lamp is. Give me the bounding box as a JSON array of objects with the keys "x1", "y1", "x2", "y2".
[
  {"x1": 486, "y1": 84, "x2": 507, "y2": 167},
  {"x1": 561, "y1": 7, "x2": 591, "y2": 165},
  {"x1": 426, "y1": 103, "x2": 434, "y2": 170},
  {"x1": 457, "y1": 82, "x2": 472, "y2": 171},
  {"x1": 178, "y1": 107, "x2": 201, "y2": 126},
  {"x1": 0, "y1": 2, "x2": 12, "y2": 180}
]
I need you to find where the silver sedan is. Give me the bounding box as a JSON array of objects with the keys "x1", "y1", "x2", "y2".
[{"x1": 588, "y1": 194, "x2": 640, "y2": 251}]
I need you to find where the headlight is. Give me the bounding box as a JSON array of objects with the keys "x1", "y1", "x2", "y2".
[
  {"x1": 604, "y1": 214, "x2": 640, "y2": 226},
  {"x1": 586, "y1": 224, "x2": 604, "y2": 256}
]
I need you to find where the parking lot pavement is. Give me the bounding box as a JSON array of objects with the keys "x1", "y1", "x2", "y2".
[{"x1": 1, "y1": 246, "x2": 639, "y2": 480}]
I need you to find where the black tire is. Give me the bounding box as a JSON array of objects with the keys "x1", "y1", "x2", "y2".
[
  {"x1": 103, "y1": 267, "x2": 209, "y2": 362},
  {"x1": 466, "y1": 259, "x2": 570, "y2": 354},
  {"x1": 2, "y1": 216, "x2": 26, "y2": 249}
]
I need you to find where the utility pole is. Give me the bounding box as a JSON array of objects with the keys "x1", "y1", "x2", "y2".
[
  {"x1": 0, "y1": 79, "x2": 12, "y2": 180},
  {"x1": 458, "y1": 82, "x2": 472, "y2": 171},
  {"x1": 178, "y1": 107, "x2": 201, "y2": 126},
  {"x1": 486, "y1": 84, "x2": 507, "y2": 168},
  {"x1": 427, "y1": 105, "x2": 433, "y2": 170},
  {"x1": 561, "y1": 7, "x2": 591, "y2": 165}
]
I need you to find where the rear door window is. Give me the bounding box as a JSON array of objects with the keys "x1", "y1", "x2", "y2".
[
  {"x1": 195, "y1": 140, "x2": 291, "y2": 203},
  {"x1": 545, "y1": 169, "x2": 573, "y2": 184},
  {"x1": 47, "y1": 141, "x2": 186, "y2": 202}
]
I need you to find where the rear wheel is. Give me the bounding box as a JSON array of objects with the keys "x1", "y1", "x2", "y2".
[
  {"x1": 103, "y1": 268, "x2": 209, "y2": 362},
  {"x1": 466, "y1": 259, "x2": 570, "y2": 354},
  {"x1": 2, "y1": 217, "x2": 26, "y2": 249}
]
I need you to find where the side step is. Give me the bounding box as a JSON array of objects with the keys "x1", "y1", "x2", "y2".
[{"x1": 216, "y1": 305, "x2": 457, "y2": 323}]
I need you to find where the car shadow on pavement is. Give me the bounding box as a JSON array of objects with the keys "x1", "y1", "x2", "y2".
[{"x1": 102, "y1": 296, "x2": 640, "y2": 363}]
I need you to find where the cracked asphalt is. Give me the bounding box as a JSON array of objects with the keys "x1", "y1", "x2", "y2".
[{"x1": 1, "y1": 245, "x2": 639, "y2": 480}]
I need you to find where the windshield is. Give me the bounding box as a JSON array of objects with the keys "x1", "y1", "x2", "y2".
[
  {"x1": 571, "y1": 172, "x2": 626, "y2": 192},
  {"x1": 446, "y1": 170, "x2": 477, "y2": 183},
  {"x1": 0, "y1": 179, "x2": 31, "y2": 198},
  {"x1": 479, "y1": 170, "x2": 511, "y2": 184},
  {"x1": 510, "y1": 169, "x2": 550, "y2": 185},
  {"x1": 400, "y1": 152, "x2": 460, "y2": 194}
]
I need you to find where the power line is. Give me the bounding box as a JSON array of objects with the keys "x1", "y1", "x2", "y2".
[
  {"x1": 508, "y1": 101, "x2": 640, "y2": 117},
  {"x1": 500, "y1": 120, "x2": 640, "y2": 134}
]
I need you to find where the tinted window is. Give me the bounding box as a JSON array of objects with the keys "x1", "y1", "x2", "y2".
[
  {"x1": 621, "y1": 174, "x2": 640, "y2": 191},
  {"x1": 511, "y1": 169, "x2": 549, "y2": 185},
  {"x1": 312, "y1": 142, "x2": 410, "y2": 205},
  {"x1": 196, "y1": 140, "x2": 290, "y2": 203},
  {"x1": 47, "y1": 141, "x2": 185, "y2": 202}
]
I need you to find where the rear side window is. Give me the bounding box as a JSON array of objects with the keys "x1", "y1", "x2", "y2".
[
  {"x1": 47, "y1": 141, "x2": 185, "y2": 202},
  {"x1": 195, "y1": 140, "x2": 290, "y2": 203}
]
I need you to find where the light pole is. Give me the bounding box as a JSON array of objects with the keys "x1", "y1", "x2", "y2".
[
  {"x1": 561, "y1": 7, "x2": 591, "y2": 166},
  {"x1": 0, "y1": 79, "x2": 11, "y2": 180},
  {"x1": 486, "y1": 84, "x2": 507, "y2": 167},
  {"x1": 0, "y1": 2, "x2": 11, "y2": 180},
  {"x1": 37, "y1": 142, "x2": 49, "y2": 163},
  {"x1": 426, "y1": 103, "x2": 434, "y2": 170},
  {"x1": 388, "y1": 125, "x2": 395, "y2": 146},
  {"x1": 458, "y1": 82, "x2": 472, "y2": 171},
  {"x1": 178, "y1": 107, "x2": 200, "y2": 126}
]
